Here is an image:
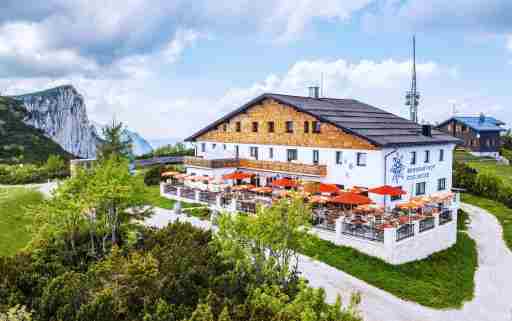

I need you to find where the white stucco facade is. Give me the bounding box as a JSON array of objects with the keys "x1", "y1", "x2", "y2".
[{"x1": 189, "y1": 140, "x2": 456, "y2": 202}]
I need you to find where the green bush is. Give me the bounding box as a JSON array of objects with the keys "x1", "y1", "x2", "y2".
[{"x1": 0, "y1": 160, "x2": 69, "y2": 185}]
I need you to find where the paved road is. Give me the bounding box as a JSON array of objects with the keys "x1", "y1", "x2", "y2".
[{"x1": 148, "y1": 204, "x2": 512, "y2": 321}]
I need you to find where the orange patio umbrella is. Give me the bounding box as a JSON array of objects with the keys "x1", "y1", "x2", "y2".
[
  {"x1": 272, "y1": 178, "x2": 299, "y2": 188},
  {"x1": 318, "y1": 183, "x2": 341, "y2": 194},
  {"x1": 309, "y1": 195, "x2": 332, "y2": 204},
  {"x1": 250, "y1": 186, "x2": 273, "y2": 194},
  {"x1": 331, "y1": 192, "x2": 373, "y2": 205},
  {"x1": 368, "y1": 185, "x2": 406, "y2": 196},
  {"x1": 222, "y1": 171, "x2": 254, "y2": 180},
  {"x1": 368, "y1": 185, "x2": 406, "y2": 208}
]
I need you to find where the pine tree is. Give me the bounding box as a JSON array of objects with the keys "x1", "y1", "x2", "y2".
[{"x1": 97, "y1": 119, "x2": 133, "y2": 161}]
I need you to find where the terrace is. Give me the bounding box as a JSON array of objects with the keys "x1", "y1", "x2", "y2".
[{"x1": 160, "y1": 171, "x2": 458, "y2": 265}]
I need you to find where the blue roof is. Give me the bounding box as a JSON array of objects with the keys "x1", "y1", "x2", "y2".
[{"x1": 450, "y1": 116, "x2": 506, "y2": 132}]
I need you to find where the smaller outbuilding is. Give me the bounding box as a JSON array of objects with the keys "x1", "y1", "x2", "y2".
[{"x1": 436, "y1": 113, "x2": 506, "y2": 158}]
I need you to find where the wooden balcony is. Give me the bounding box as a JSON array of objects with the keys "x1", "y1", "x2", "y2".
[
  {"x1": 183, "y1": 156, "x2": 239, "y2": 169},
  {"x1": 184, "y1": 157, "x2": 327, "y2": 177},
  {"x1": 239, "y1": 159, "x2": 327, "y2": 177}
]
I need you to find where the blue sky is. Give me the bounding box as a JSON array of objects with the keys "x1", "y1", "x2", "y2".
[{"x1": 0, "y1": 0, "x2": 511, "y2": 141}]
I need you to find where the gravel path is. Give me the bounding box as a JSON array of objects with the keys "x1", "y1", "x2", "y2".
[
  {"x1": 148, "y1": 204, "x2": 512, "y2": 321},
  {"x1": 0, "y1": 181, "x2": 58, "y2": 198}
]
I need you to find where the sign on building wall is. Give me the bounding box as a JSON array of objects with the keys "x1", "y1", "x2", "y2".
[{"x1": 389, "y1": 152, "x2": 437, "y2": 184}]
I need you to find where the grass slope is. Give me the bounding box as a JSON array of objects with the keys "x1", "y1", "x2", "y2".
[
  {"x1": 466, "y1": 161, "x2": 512, "y2": 187},
  {"x1": 0, "y1": 188, "x2": 44, "y2": 256},
  {"x1": 462, "y1": 193, "x2": 512, "y2": 251},
  {"x1": 302, "y1": 211, "x2": 477, "y2": 309},
  {"x1": 0, "y1": 96, "x2": 72, "y2": 164}
]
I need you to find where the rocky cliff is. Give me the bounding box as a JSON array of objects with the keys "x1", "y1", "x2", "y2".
[
  {"x1": 13, "y1": 85, "x2": 98, "y2": 158},
  {"x1": 12, "y1": 85, "x2": 153, "y2": 158}
]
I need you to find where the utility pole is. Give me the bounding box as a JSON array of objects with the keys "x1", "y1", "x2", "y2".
[{"x1": 405, "y1": 35, "x2": 420, "y2": 123}]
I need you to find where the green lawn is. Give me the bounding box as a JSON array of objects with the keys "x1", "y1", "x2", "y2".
[
  {"x1": 0, "y1": 188, "x2": 44, "y2": 256},
  {"x1": 301, "y1": 211, "x2": 477, "y2": 309},
  {"x1": 462, "y1": 193, "x2": 512, "y2": 251},
  {"x1": 466, "y1": 161, "x2": 512, "y2": 187}
]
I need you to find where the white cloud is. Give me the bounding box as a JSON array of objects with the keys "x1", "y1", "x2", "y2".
[
  {"x1": 362, "y1": 0, "x2": 512, "y2": 34},
  {"x1": 507, "y1": 35, "x2": 512, "y2": 52}
]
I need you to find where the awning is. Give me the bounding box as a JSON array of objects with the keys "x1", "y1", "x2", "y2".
[
  {"x1": 272, "y1": 178, "x2": 299, "y2": 188},
  {"x1": 222, "y1": 172, "x2": 254, "y2": 180},
  {"x1": 331, "y1": 192, "x2": 373, "y2": 205},
  {"x1": 368, "y1": 185, "x2": 406, "y2": 196}
]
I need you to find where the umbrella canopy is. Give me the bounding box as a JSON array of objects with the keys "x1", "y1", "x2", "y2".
[
  {"x1": 231, "y1": 184, "x2": 255, "y2": 191},
  {"x1": 272, "y1": 178, "x2": 299, "y2": 188},
  {"x1": 309, "y1": 195, "x2": 332, "y2": 204},
  {"x1": 331, "y1": 192, "x2": 373, "y2": 205},
  {"x1": 348, "y1": 186, "x2": 367, "y2": 194},
  {"x1": 368, "y1": 185, "x2": 406, "y2": 196},
  {"x1": 319, "y1": 183, "x2": 341, "y2": 194},
  {"x1": 174, "y1": 173, "x2": 189, "y2": 180},
  {"x1": 161, "y1": 171, "x2": 180, "y2": 177},
  {"x1": 397, "y1": 200, "x2": 424, "y2": 210},
  {"x1": 222, "y1": 171, "x2": 254, "y2": 180},
  {"x1": 250, "y1": 186, "x2": 273, "y2": 194}
]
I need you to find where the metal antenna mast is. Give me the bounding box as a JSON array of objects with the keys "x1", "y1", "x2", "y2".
[{"x1": 406, "y1": 35, "x2": 420, "y2": 123}]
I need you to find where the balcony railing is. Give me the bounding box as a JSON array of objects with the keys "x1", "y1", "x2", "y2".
[
  {"x1": 396, "y1": 223, "x2": 414, "y2": 242},
  {"x1": 439, "y1": 210, "x2": 453, "y2": 225},
  {"x1": 239, "y1": 159, "x2": 327, "y2": 177},
  {"x1": 184, "y1": 156, "x2": 327, "y2": 176},
  {"x1": 183, "y1": 156, "x2": 239, "y2": 169},
  {"x1": 341, "y1": 223, "x2": 384, "y2": 242}
]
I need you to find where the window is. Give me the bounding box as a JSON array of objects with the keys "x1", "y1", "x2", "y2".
[
  {"x1": 336, "y1": 151, "x2": 343, "y2": 165},
  {"x1": 212, "y1": 143, "x2": 216, "y2": 149},
  {"x1": 357, "y1": 153, "x2": 367, "y2": 167},
  {"x1": 439, "y1": 149, "x2": 444, "y2": 162},
  {"x1": 313, "y1": 150, "x2": 319, "y2": 165},
  {"x1": 267, "y1": 121, "x2": 275, "y2": 133},
  {"x1": 312, "y1": 121, "x2": 321, "y2": 133},
  {"x1": 236, "y1": 121, "x2": 241, "y2": 132},
  {"x1": 252, "y1": 121, "x2": 258, "y2": 133},
  {"x1": 269, "y1": 147, "x2": 274, "y2": 159},
  {"x1": 285, "y1": 121, "x2": 294, "y2": 133},
  {"x1": 250, "y1": 147, "x2": 259, "y2": 160},
  {"x1": 201, "y1": 143, "x2": 206, "y2": 153},
  {"x1": 235, "y1": 145, "x2": 239, "y2": 158},
  {"x1": 416, "y1": 182, "x2": 426, "y2": 196},
  {"x1": 438, "y1": 178, "x2": 447, "y2": 191},
  {"x1": 410, "y1": 151, "x2": 416, "y2": 165},
  {"x1": 391, "y1": 186, "x2": 403, "y2": 201},
  {"x1": 304, "y1": 121, "x2": 309, "y2": 133},
  {"x1": 287, "y1": 149, "x2": 298, "y2": 162},
  {"x1": 222, "y1": 124, "x2": 227, "y2": 132},
  {"x1": 424, "y1": 150, "x2": 430, "y2": 163},
  {"x1": 223, "y1": 144, "x2": 227, "y2": 150}
]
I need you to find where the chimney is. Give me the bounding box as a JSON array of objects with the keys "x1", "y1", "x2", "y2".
[
  {"x1": 422, "y1": 124, "x2": 432, "y2": 137},
  {"x1": 308, "y1": 86, "x2": 320, "y2": 98}
]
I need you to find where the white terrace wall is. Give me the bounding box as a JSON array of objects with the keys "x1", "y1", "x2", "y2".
[{"x1": 333, "y1": 213, "x2": 457, "y2": 265}]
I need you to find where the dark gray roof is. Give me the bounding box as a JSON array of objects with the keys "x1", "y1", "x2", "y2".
[{"x1": 186, "y1": 93, "x2": 461, "y2": 147}]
